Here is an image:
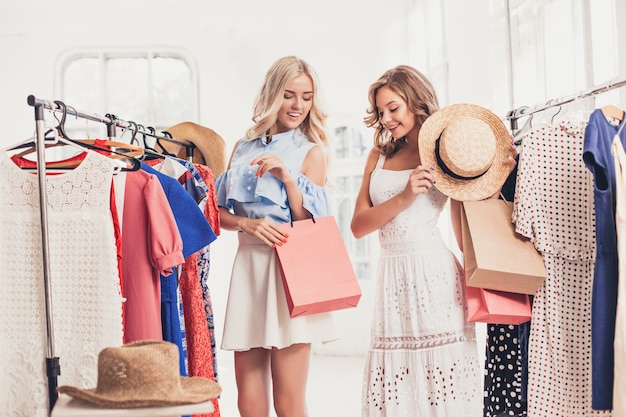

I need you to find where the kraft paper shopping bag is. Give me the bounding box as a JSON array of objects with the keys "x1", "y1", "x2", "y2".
[
  {"x1": 461, "y1": 199, "x2": 546, "y2": 295},
  {"x1": 465, "y1": 284, "x2": 532, "y2": 325},
  {"x1": 275, "y1": 216, "x2": 362, "y2": 317}
]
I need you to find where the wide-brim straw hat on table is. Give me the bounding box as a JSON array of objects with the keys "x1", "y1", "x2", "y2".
[
  {"x1": 57, "y1": 340, "x2": 221, "y2": 409},
  {"x1": 418, "y1": 103, "x2": 512, "y2": 201}
]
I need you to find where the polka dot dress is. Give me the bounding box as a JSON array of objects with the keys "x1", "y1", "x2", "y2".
[
  {"x1": 513, "y1": 120, "x2": 611, "y2": 416},
  {"x1": 483, "y1": 323, "x2": 529, "y2": 416}
]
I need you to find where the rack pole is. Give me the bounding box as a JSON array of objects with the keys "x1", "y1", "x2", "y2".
[
  {"x1": 29, "y1": 96, "x2": 61, "y2": 413},
  {"x1": 506, "y1": 76, "x2": 626, "y2": 128}
]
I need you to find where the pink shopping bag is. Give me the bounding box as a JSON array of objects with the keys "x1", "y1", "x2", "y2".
[
  {"x1": 275, "y1": 216, "x2": 362, "y2": 317},
  {"x1": 465, "y1": 285, "x2": 531, "y2": 325}
]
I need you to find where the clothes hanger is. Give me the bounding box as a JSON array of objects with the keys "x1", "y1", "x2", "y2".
[
  {"x1": 7, "y1": 101, "x2": 92, "y2": 160},
  {"x1": 601, "y1": 104, "x2": 624, "y2": 121},
  {"x1": 126, "y1": 120, "x2": 142, "y2": 147},
  {"x1": 549, "y1": 104, "x2": 563, "y2": 125},
  {"x1": 512, "y1": 108, "x2": 534, "y2": 146},
  {"x1": 156, "y1": 131, "x2": 177, "y2": 157},
  {"x1": 141, "y1": 126, "x2": 166, "y2": 160},
  {"x1": 9, "y1": 101, "x2": 141, "y2": 171},
  {"x1": 67, "y1": 113, "x2": 145, "y2": 160}
]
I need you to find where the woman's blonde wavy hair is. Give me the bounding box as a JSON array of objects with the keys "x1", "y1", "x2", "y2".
[
  {"x1": 246, "y1": 56, "x2": 329, "y2": 149},
  {"x1": 364, "y1": 65, "x2": 440, "y2": 157}
]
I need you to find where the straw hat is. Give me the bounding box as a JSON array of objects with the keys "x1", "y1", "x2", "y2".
[
  {"x1": 57, "y1": 340, "x2": 221, "y2": 409},
  {"x1": 162, "y1": 122, "x2": 227, "y2": 177},
  {"x1": 418, "y1": 103, "x2": 512, "y2": 201}
]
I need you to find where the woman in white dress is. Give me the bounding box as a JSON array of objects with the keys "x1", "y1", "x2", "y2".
[{"x1": 351, "y1": 65, "x2": 484, "y2": 417}]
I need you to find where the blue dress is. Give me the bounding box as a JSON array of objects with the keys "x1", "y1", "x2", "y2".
[
  {"x1": 142, "y1": 162, "x2": 216, "y2": 375},
  {"x1": 583, "y1": 109, "x2": 626, "y2": 410}
]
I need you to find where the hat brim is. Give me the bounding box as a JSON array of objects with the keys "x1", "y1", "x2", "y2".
[
  {"x1": 418, "y1": 103, "x2": 512, "y2": 201},
  {"x1": 57, "y1": 377, "x2": 221, "y2": 409},
  {"x1": 162, "y1": 122, "x2": 227, "y2": 177}
]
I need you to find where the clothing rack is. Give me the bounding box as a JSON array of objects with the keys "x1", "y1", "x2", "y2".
[
  {"x1": 26, "y1": 95, "x2": 197, "y2": 161},
  {"x1": 505, "y1": 76, "x2": 626, "y2": 132},
  {"x1": 25, "y1": 94, "x2": 193, "y2": 413},
  {"x1": 27, "y1": 95, "x2": 60, "y2": 414}
]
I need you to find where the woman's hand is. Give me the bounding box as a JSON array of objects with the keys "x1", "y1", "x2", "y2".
[
  {"x1": 238, "y1": 217, "x2": 288, "y2": 248},
  {"x1": 401, "y1": 165, "x2": 435, "y2": 201},
  {"x1": 250, "y1": 154, "x2": 290, "y2": 183}
]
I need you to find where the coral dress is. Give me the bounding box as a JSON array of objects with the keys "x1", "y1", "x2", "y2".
[{"x1": 362, "y1": 154, "x2": 481, "y2": 417}]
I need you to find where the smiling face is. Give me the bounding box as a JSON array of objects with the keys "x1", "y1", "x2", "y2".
[
  {"x1": 275, "y1": 73, "x2": 314, "y2": 134},
  {"x1": 375, "y1": 85, "x2": 417, "y2": 141}
]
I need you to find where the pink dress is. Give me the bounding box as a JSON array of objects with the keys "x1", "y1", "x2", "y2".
[{"x1": 121, "y1": 169, "x2": 184, "y2": 342}]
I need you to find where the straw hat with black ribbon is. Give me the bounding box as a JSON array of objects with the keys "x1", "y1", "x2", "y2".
[
  {"x1": 57, "y1": 340, "x2": 221, "y2": 409},
  {"x1": 418, "y1": 103, "x2": 513, "y2": 202}
]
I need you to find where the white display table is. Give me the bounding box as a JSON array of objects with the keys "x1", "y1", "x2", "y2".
[{"x1": 51, "y1": 394, "x2": 214, "y2": 417}]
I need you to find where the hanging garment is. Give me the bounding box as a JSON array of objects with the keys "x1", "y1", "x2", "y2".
[
  {"x1": 483, "y1": 323, "x2": 529, "y2": 417},
  {"x1": 142, "y1": 158, "x2": 211, "y2": 376},
  {"x1": 611, "y1": 131, "x2": 626, "y2": 417},
  {"x1": 362, "y1": 153, "x2": 481, "y2": 417},
  {"x1": 120, "y1": 167, "x2": 185, "y2": 343},
  {"x1": 0, "y1": 150, "x2": 124, "y2": 417},
  {"x1": 192, "y1": 162, "x2": 221, "y2": 380},
  {"x1": 514, "y1": 120, "x2": 610, "y2": 416},
  {"x1": 583, "y1": 109, "x2": 626, "y2": 410},
  {"x1": 483, "y1": 160, "x2": 530, "y2": 417},
  {"x1": 143, "y1": 158, "x2": 220, "y2": 417}
]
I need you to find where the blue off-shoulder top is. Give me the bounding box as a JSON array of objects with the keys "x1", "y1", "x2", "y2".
[{"x1": 215, "y1": 129, "x2": 330, "y2": 224}]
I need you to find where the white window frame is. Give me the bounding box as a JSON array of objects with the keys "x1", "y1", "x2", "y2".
[{"x1": 53, "y1": 47, "x2": 199, "y2": 135}]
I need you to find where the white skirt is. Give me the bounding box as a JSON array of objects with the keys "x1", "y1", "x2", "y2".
[{"x1": 221, "y1": 232, "x2": 340, "y2": 351}]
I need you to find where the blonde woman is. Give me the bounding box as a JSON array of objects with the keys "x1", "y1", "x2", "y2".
[{"x1": 215, "y1": 56, "x2": 338, "y2": 417}]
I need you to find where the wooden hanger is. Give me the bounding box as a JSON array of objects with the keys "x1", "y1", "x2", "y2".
[
  {"x1": 74, "y1": 139, "x2": 145, "y2": 159},
  {"x1": 601, "y1": 104, "x2": 624, "y2": 121}
]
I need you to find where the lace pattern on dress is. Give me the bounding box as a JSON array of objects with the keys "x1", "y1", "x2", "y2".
[
  {"x1": 0, "y1": 151, "x2": 123, "y2": 417},
  {"x1": 362, "y1": 154, "x2": 481, "y2": 416},
  {"x1": 372, "y1": 328, "x2": 476, "y2": 350}
]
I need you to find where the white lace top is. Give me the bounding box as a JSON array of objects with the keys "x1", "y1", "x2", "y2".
[{"x1": 0, "y1": 150, "x2": 124, "y2": 417}]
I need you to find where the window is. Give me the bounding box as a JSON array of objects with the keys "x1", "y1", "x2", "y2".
[
  {"x1": 508, "y1": 0, "x2": 619, "y2": 109},
  {"x1": 408, "y1": 1, "x2": 449, "y2": 106},
  {"x1": 54, "y1": 48, "x2": 198, "y2": 140},
  {"x1": 329, "y1": 125, "x2": 378, "y2": 281}
]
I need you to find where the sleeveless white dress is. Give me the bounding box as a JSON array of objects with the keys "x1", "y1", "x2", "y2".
[
  {"x1": 0, "y1": 151, "x2": 124, "y2": 417},
  {"x1": 362, "y1": 154, "x2": 481, "y2": 417}
]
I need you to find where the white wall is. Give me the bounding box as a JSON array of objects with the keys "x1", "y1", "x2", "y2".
[
  {"x1": 0, "y1": 0, "x2": 417, "y2": 357},
  {"x1": 3, "y1": 0, "x2": 623, "y2": 359},
  {"x1": 0, "y1": 0, "x2": 412, "y2": 146}
]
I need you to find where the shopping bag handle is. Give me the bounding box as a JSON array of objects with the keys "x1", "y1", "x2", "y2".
[{"x1": 288, "y1": 209, "x2": 316, "y2": 227}]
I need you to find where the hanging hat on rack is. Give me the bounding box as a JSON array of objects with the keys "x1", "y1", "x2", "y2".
[
  {"x1": 418, "y1": 103, "x2": 513, "y2": 201},
  {"x1": 162, "y1": 121, "x2": 227, "y2": 177},
  {"x1": 57, "y1": 340, "x2": 221, "y2": 409}
]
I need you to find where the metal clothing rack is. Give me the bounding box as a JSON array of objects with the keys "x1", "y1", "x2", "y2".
[
  {"x1": 25, "y1": 95, "x2": 192, "y2": 413},
  {"x1": 27, "y1": 95, "x2": 197, "y2": 162},
  {"x1": 505, "y1": 76, "x2": 626, "y2": 133}
]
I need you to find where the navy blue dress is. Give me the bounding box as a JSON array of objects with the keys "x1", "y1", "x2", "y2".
[{"x1": 582, "y1": 109, "x2": 626, "y2": 410}]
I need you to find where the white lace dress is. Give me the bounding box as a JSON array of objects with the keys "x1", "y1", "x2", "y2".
[
  {"x1": 0, "y1": 151, "x2": 124, "y2": 417},
  {"x1": 362, "y1": 154, "x2": 481, "y2": 417}
]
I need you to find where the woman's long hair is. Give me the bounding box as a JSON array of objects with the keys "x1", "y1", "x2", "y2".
[
  {"x1": 364, "y1": 65, "x2": 440, "y2": 157},
  {"x1": 246, "y1": 56, "x2": 329, "y2": 149}
]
